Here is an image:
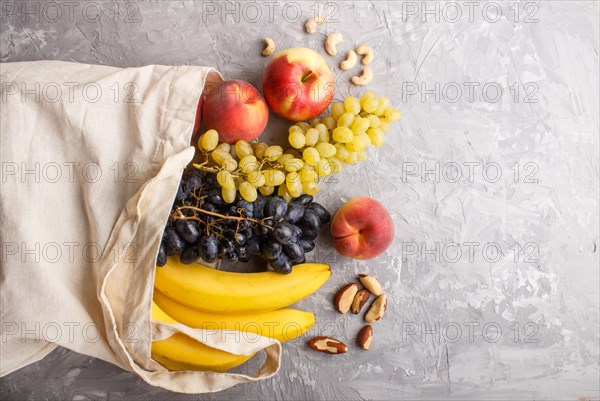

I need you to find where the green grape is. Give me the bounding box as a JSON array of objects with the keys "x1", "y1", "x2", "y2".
[
  {"x1": 322, "y1": 116, "x2": 336, "y2": 131},
  {"x1": 300, "y1": 166, "x2": 318, "y2": 183},
  {"x1": 289, "y1": 124, "x2": 303, "y2": 134},
  {"x1": 211, "y1": 149, "x2": 231, "y2": 165},
  {"x1": 278, "y1": 184, "x2": 293, "y2": 203},
  {"x1": 344, "y1": 96, "x2": 361, "y2": 114},
  {"x1": 379, "y1": 121, "x2": 391, "y2": 132},
  {"x1": 222, "y1": 187, "x2": 237, "y2": 204},
  {"x1": 332, "y1": 126, "x2": 354, "y2": 143},
  {"x1": 309, "y1": 118, "x2": 321, "y2": 127},
  {"x1": 358, "y1": 132, "x2": 372, "y2": 148},
  {"x1": 217, "y1": 170, "x2": 235, "y2": 189},
  {"x1": 289, "y1": 129, "x2": 307, "y2": 149},
  {"x1": 315, "y1": 142, "x2": 336, "y2": 158},
  {"x1": 302, "y1": 147, "x2": 320, "y2": 166},
  {"x1": 327, "y1": 157, "x2": 344, "y2": 174},
  {"x1": 362, "y1": 98, "x2": 379, "y2": 114},
  {"x1": 284, "y1": 158, "x2": 304, "y2": 172},
  {"x1": 200, "y1": 129, "x2": 219, "y2": 151},
  {"x1": 346, "y1": 136, "x2": 365, "y2": 152},
  {"x1": 335, "y1": 143, "x2": 350, "y2": 161},
  {"x1": 263, "y1": 169, "x2": 286, "y2": 186},
  {"x1": 356, "y1": 151, "x2": 367, "y2": 162},
  {"x1": 246, "y1": 170, "x2": 265, "y2": 187},
  {"x1": 346, "y1": 151, "x2": 359, "y2": 164},
  {"x1": 367, "y1": 114, "x2": 381, "y2": 128},
  {"x1": 382, "y1": 108, "x2": 402, "y2": 122},
  {"x1": 259, "y1": 185, "x2": 275, "y2": 196},
  {"x1": 360, "y1": 91, "x2": 376, "y2": 105},
  {"x1": 264, "y1": 145, "x2": 283, "y2": 161},
  {"x1": 332, "y1": 102, "x2": 345, "y2": 121},
  {"x1": 235, "y1": 140, "x2": 253, "y2": 159},
  {"x1": 351, "y1": 117, "x2": 370, "y2": 134},
  {"x1": 296, "y1": 122, "x2": 311, "y2": 132},
  {"x1": 277, "y1": 153, "x2": 294, "y2": 165},
  {"x1": 221, "y1": 158, "x2": 238, "y2": 172},
  {"x1": 302, "y1": 181, "x2": 319, "y2": 196},
  {"x1": 305, "y1": 128, "x2": 319, "y2": 147},
  {"x1": 315, "y1": 158, "x2": 331, "y2": 177},
  {"x1": 239, "y1": 155, "x2": 258, "y2": 172},
  {"x1": 215, "y1": 143, "x2": 230, "y2": 153},
  {"x1": 286, "y1": 172, "x2": 302, "y2": 197},
  {"x1": 375, "y1": 97, "x2": 390, "y2": 116},
  {"x1": 337, "y1": 112, "x2": 355, "y2": 128},
  {"x1": 315, "y1": 123, "x2": 329, "y2": 142},
  {"x1": 367, "y1": 127, "x2": 385, "y2": 147},
  {"x1": 253, "y1": 142, "x2": 268, "y2": 159},
  {"x1": 239, "y1": 181, "x2": 258, "y2": 202}
]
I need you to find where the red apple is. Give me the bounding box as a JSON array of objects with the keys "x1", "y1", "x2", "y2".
[
  {"x1": 331, "y1": 197, "x2": 394, "y2": 260},
  {"x1": 202, "y1": 79, "x2": 269, "y2": 144},
  {"x1": 262, "y1": 48, "x2": 334, "y2": 122}
]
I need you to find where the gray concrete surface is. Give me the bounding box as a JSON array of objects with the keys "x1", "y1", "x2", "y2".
[{"x1": 1, "y1": 1, "x2": 599, "y2": 400}]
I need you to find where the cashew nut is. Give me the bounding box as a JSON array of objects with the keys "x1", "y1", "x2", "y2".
[
  {"x1": 356, "y1": 45, "x2": 374, "y2": 65},
  {"x1": 262, "y1": 37, "x2": 275, "y2": 57},
  {"x1": 351, "y1": 67, "x2": 373, "y2": 86},
  {"x1": 339, "y1": 50, "x2": 357, "y2": 71},
  {"x1": 305, "y1": 16, "x2": 326, "y2": 33},
  {"x1": 325, "y1": 32, "x2": 343, "y2": 56}
]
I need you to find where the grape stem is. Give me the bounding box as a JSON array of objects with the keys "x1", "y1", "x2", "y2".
[{"x1": 173, "y1": 206, "x2": 273, "y2": 229}]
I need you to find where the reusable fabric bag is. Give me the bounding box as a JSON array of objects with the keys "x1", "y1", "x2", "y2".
[{"x1": 0, "y1": 61, "x2": 281, "y2": 393}]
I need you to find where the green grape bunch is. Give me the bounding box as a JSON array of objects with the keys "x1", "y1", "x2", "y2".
[{"x1": 194, "y1": 91, "x2": 401, "y2": 203}]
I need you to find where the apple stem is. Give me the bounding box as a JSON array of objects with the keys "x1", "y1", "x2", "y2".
[{"x1": 301, "y1": 71, "x2": 313, "y2": 83}]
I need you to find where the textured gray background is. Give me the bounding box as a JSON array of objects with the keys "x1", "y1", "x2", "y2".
[{"x1": 1, "y1": 1, "x2": 599, "y2": 400}]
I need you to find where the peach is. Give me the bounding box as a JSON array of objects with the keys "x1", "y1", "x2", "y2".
[
  {"x1": 202, "y1": 79, "x2": 269, "y2": 144},
  {"x1": 331, "y1": 197, "x2": 394, "y2": 260},
  {"x1": 262, "y1": 48, "x2": 334, "y2": 122}
]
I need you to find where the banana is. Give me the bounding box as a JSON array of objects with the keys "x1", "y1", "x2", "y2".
[
  {"x1": 150, "y1": 301, "x2": 253, "y2": 372},
  {"x1": 154, "y1": 289, "x2": 315, "y2": 342},
  {"x1": 154, "y1": 257, "x2": 331, "y2": 314}
]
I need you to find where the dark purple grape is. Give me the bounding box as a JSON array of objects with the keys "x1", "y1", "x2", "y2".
[
  {"x1": 185, "y1": 170, "x2": 203, "y2": 193},
  {"x1": 308, "y1": 203, "x2": 331, "y2": 224},
  {"x1": 218, "y1": 245, "x2": 228, "y2": 258},
  {"x1": 237, "y1": 246, "x2": 250, "y2": 262},
  {"x1": 262, "y1": 241, "x2": 282, "y2": 260},
  {"x1": 227, "y1": 250, "x2": 239, "y2": 263},
  {"x1": 244, "y1": 227, "x2": 253, "y2": 239},
  {"x1": 164, "y1": 228, "x2": 186, "y2": 255},
  {"x1": 175, "y1": 183, "x2": 188, "y2": 202},
  {"x1": 206, "y1": 189, "x2": 225, "y2": 207},
  {"x1": 266, "y1": 196, "x2": 288, "y2": 220},
  {"x1": 257, "y1": 225, "x2": 270, "y2": 236},
  {"x1": 175, "y1": 220, "x2": 200, "y2": 244},
  {"x1": 283, "y1": 242, "x2": 305, "y2": 263},
  {"x1": 202, "y1": 203, "x2": 217, "y2": 213},
  {"x1": 273, "y1": 222, "x2": 298, "y2": 245},
  {"x1": 236, "y1": 200, "x2": 254, "y2": 217},
  {"x1": 284, "y1": 202, "x2": 305, "y2": 224},
  {"x1": 270, "y1": 253, "x2": 292, "y2": 274},
  {"x1": 253, "y1": 196, "x2": 268, "y2": 219},
  {"x1": 291, "y1": 224, "x2": 303, "y2": 238},
  {"x1": 156, "y1": 242, "x2": 167, "y2": 266},
  {"x1": 204, "y1": 173, "x2": 218, "y2": 188},
  {"x1": 180, "y1": 247, "x2": 200, "y2": 264},
  {"x1": 298, "y1": 209, "x2": 320, "y2": 240},
  {"x1": 299, "y1": 239, "x2": 315, "y2": 252},
  {"x1": 246, "y1": 236, "x2": 262, "y2": 255},
  {"x1": 292, "y1": 194, "x2": 313, "y2": 206},
  {"x1": 199, "y1": 235, "x2": 218, "y2": 263},
  {"x1": 224, "y1": 229, "x2": 246, "y2": 246}
]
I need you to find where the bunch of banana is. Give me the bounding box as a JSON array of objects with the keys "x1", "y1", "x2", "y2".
[{"x1": 151, "y1": 256, "x2": 331, "y2": 372}]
